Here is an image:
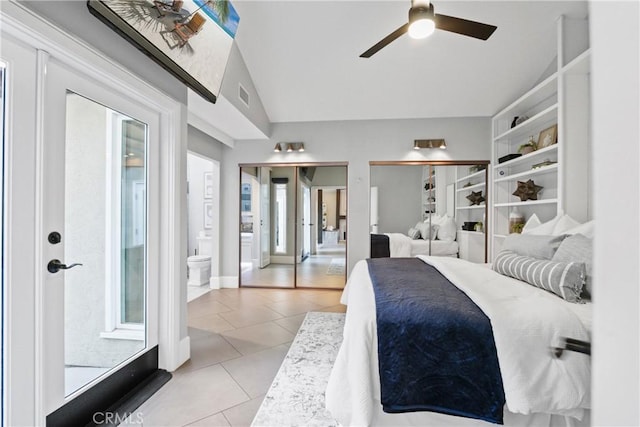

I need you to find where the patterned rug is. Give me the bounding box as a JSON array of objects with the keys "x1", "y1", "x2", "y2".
[
  {"x1": 251, "y1": 312, "x2": 345, "y2": 426},
  {"x1": 326, "y1": 258, "x2": 345, "y2": 276}
]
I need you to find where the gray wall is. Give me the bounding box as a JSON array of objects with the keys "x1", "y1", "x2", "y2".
[
  {"x1": 22, "y1": 0, "x2": 187, "y2": 103},
  {"x1": 370, "y1": 165, "x2": 423, "y2": 233},
  {"x1": 220, "y1": 116, "x2": 491, "y2": 281}
]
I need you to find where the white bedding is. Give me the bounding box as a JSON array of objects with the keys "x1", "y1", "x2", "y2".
[
  {"x1": 325, "y1": 257, "x2": 591, "y2": 427},
  {"x1": 384, "y1": 233, "x2": 459, "y2": 257}
]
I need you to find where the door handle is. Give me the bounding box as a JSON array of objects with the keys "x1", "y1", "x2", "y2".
[{"x1": 47, "y1": 259, "x2": 83, "y2": 274}]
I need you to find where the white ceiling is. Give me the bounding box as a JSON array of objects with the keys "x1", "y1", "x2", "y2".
[{"x1": 230, "y1": 0, "x2": 588, "y2": 124}]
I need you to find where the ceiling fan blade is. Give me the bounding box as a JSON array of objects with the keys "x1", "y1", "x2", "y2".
[
  {"x1": 360, "y1": 23, "x2": 409, "y2": 58},
  {"x1": 434, "y1": 14, "x2": 497, "y2": 40}
]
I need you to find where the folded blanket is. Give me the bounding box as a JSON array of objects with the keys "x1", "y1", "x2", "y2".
[{"x1": 367, "y1": 257, "x2": 505, "y2": 424}]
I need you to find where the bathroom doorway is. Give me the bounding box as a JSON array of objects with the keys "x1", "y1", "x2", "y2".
[{"x1": 187, "y1": 152, "x2": 219, "y2": 301}]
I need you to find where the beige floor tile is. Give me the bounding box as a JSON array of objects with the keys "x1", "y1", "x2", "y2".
[
  {"x1": 219, "y1": 305, "x2": 283, "y2": 328},
  {"x1": 265, "y1": 298, "x2": 325, "y2": 317},
  {"x1": 138, "y1": 364, "x2": 249, "y2": 426},
  {"x1": 273, "y1": 313, "x2": 307, "y2": 334},
  {"x1": 223, "y1": 396, "x2": 265, "y2": 427},
  {"x1": 188, "y1": 299, "x2": 234, "y2": 319},
  {"x1": 185, "y1": 412, "x2": 230, "y2": 427},
  {"x1": 295, "y1": 289, "x2": 343, "y2": 306},
  {"x1": 188, "y1": 313, "x2": 236, "y2": 334},
  {"x1": 221, "y1": 322, "x2": 295, "y2": 355},
  {"x1": 318, "y1": 304, "x2": 347, "y2": 313},
  {"x1": 222, "y1": 344, "x2": 289, "y2": 398},
  {"x1": 177, "y1": 332, "x2": 241, "y2": 372}
]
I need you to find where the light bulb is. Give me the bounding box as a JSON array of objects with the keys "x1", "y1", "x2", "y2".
[{"x1": 408, "y1": 18, "x2": 435, "y2": 39}]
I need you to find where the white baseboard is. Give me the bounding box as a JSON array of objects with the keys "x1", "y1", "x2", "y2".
[
  {"x1": 211, "y1": 276, "x2": 239, "y2": 288},
  {"x1": 177, "y1": 336, "x2": 190, "y2": 371},
  {"x1": 209, "y1": 276, "x2": 221, "y2": 289}
]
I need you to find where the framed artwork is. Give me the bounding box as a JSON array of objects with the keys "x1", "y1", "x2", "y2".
[
  {"x1": 204, "y1": 171, "x2": 213, "y2": 199},
  {"x1": 87, "y1": 0, "x2": 240, "y2": 103},
  {"x1": 203, "y1": 201, "x2": 213, "y2": 229},
  {"x1": 537, "y1": 124, "x2": 558, "y2": 149}
]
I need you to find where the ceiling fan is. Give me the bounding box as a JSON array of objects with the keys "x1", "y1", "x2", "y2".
[{"x1": 360, "y1": 0, "x2": 497, "y2": 58}]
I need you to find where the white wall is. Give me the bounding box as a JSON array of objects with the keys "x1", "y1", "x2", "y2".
[
  {"x1": 370, "y1": 165, "x2": 423, "y2": 233},
  {"x1": 220, "y1": 117, "x2": 491, "y2": 283},
  {"x1": 187, "y1": 153, "x2": 214, "y2": 256},
  {"x1": 590, "y1": 1, "x2": 640, "y2": 424}
]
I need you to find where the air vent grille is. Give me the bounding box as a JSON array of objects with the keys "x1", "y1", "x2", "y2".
[{"x1": 239, "y1": 84, "x2": 250, "y2": 106}]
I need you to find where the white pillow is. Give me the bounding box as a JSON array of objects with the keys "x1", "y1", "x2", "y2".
[
  {"x1": 436, "y1": 216, "x2": 457, "y2": 242},
  {"x1": 425, "y1": 213, "x2": 444, "y2": 227},
  {"x1": 521, "y1": 213, "x2": 542, "y2": 233},
  {"x1": 408, "y1": 227, "x2": 421, "y2": 240},
  {"x1": 416, "y1": 221, "x2": 437, "y2": 240},
  {"x1": 551, "y1": 214, "x2": 580, "y2": 235},
  {"x1": 523, "y1": 214, "x2": 561, "y2": 235},
  {"x1": 564, "y1": 220, "x2": 595, "y2": 239}
]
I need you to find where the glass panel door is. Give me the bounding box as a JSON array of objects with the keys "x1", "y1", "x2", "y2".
[
  {"x1": 63, "y1": 92, "x2": 147, "y2": 396},
  {"x1": 42, "y1": 58, "x2": 158, "y2": 415}
]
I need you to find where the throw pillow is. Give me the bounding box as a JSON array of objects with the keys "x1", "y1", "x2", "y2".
[
  {"x1": 407, "y1": 227, "x2": 421, "y2": 240},
  {"x1": 493, "y1": 250, "x2": 585, "y2": 303},
  {"x1": 502, "y1": 233, "x2": 566, "y2": 260},
  {"x1": 552, "y1": 234, "x2": 593, "y2": 299},
  {"x1": 436, "y1": 216, "x2": 457, "y2": 242}
]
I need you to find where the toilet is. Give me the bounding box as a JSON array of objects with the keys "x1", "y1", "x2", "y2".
[{"x1": 187, "y1": 233, "x2": 212, "y2": 286}]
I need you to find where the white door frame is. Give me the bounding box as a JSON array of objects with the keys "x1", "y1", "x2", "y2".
[{"x1": 1, "y1": 3, "x2": 186, "y2": 425}]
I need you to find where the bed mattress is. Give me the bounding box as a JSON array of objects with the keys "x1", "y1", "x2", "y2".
[{"x1": 325, "y1": 256, "x2": 592, "y2": 427}]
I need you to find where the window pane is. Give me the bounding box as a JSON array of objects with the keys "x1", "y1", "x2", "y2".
[{"x1": 121, "y1": 119, "x2": 146, "y2": 324}]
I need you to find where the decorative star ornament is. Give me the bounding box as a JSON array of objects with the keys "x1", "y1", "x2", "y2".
[
  {"x1": 512, "y1": 179, "x2": 544, "y2": 201},
  {"x1": 466, "y1": 191, "x2": 485, "y2": 206}
]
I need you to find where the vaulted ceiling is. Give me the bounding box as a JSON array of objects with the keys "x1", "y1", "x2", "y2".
[{"x1": 230, "y1": 1, "x2": 588, "y2": 124}]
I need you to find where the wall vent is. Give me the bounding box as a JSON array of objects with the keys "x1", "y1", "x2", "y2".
[{"x1": 238, "y1": 84, "x2": 250, "y2": 107}]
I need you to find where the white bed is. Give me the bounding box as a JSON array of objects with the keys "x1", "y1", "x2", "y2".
[{"x1": 325, "y1": 256, "x2": 591, "y2": 427}]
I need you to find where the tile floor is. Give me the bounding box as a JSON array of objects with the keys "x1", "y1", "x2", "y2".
[
  {"x1": 134, "y1": 287, "x2": 346, "y2": 426},
  {"x1": 240, "y1": 243, "x2": 347, "y2": 289}
]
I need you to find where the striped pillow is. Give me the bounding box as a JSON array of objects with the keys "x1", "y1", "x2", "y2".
[{"x1": 493, "y1": 250, "x2": 585, "y2": 302}]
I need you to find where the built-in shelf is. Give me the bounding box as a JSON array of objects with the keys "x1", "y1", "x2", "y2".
[
  {"x1": 457, "y1": 230, "x2": 485, "y2": 236},
  {"x1": 457, "y1": 205, "x2": 486, "y2": 210},
  {"x1": 493, "y1": 145, "x2": 558, "y2": 169},
  {"x1": 494, "y1": 163, "x2": 559, "y2": 183},
  {"x1": 493, "y1": 104, "x2": 558, "y2": 142},
  {"x1": 493, "y1": 73, "x2": 558, "y2": 122},
  {"x1": 562, "y1": 48, "x2": 591, "y2": 75},
  {"x1": 456, "y1": 182, "x2": 485, "y2": 192},
  {"x1": 494, "y1": 198, "x2": 558, "y2": 208},
  {"x1": 494, "y1": 234, "x2": 507, "y2": 239},
  {"x1": 455, "y1": 170, "x2": 485, "y2": 184}
]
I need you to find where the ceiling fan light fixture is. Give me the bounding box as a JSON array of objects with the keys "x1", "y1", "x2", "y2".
[
  {"x1": 408, "y1": 3, "x2": 435, "y2": 39},
  {"x1": 408, "y1": 19, "x2": 435, "y2": 39}
]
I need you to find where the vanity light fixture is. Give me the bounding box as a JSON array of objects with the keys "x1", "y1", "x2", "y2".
[
  {"x1": 413, "y1": 139, "x2": 447, "y2": 150},
  {"x1": 276, "y1": 142, "x2": 305, "y2": 153}
]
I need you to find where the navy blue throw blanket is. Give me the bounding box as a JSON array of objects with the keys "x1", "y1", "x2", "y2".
[{"x1": 367, "y1": 257, "x2": 505, "y2": 424}]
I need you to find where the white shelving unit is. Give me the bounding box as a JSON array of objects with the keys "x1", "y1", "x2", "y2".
[
  {"x1": 455, "y1": 165, "x2": 487, "y2": 262},
  {"x1": 489, "y1": 16, "x2": 591, "y2": 260}
]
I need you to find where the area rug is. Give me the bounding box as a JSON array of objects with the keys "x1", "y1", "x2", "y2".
[
  {"x1": 326, "y1": 258, "x2": 345, "y2": 276},
  {"x1": 251, "y1": 312, "x2": 345, "y2": 427}
]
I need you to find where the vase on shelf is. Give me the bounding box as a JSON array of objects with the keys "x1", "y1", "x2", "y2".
[{"x1": 509, "y1": 209, "x2": 525, "y2": 234}]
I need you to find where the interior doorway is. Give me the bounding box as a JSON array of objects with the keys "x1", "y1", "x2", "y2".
[
  {"x1": 239, "y1": 164, "x2": 347, "y2": 289},
  {"x1": 186, "y1": 152, "x2": 219, "y2": 302}
]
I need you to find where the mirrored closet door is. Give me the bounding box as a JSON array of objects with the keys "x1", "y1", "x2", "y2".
[
  {"x1": 370, "y1": 161, "x2": 489, "y2": 263},
  {"x1": 239, "y1": 164, "x2": 347, "y2": 289}
]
